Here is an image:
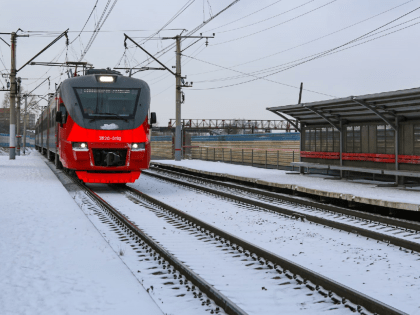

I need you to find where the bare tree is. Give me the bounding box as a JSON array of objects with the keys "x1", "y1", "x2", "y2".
[{"x1": 2, "y1": 92, "x2": 10, "y2": 108}]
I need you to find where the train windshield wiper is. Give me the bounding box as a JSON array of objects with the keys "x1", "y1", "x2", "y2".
[{"x1": 89, "y1": 113, "x2": 128, "y2": 122}]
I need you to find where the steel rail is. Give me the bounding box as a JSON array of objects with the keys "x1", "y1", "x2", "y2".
[
  {"x1": 124, "y1": 184, "x2": 405, "y2": 315},
  {"x1": 144, "y1": 169, "x2": 420, "y2": 254},
  {"x1": 45, "y1": 162, "x2": 247, "y2": 315},
  {"x1": 149, "y1": 164, "x2": 420, "y2": 232}
]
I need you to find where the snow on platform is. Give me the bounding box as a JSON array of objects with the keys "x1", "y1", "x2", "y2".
[
  {"x1": 0, "y1": 150, "x2": 163, "y2": 315},
  {"x1": 153, "y1": 160, "x2": 420, "y2": 211}
]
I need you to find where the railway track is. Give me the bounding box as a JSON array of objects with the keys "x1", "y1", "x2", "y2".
[
  {"x1": 46, "y1": 162, "x2": 239, "y2": 315},
  {"x1": 46, "y1": 161, "x2": 406, "y2": 314},
  {"x1": 145, "y1": 166, "x2": 420, "y2": 254}
]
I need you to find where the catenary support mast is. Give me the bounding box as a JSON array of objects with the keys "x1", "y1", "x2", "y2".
[
  {"x1": 22, "y1": 94, "x2": 28, "y2": 154},
  {"x1": 175, "y1": 36, "x2": 182, "y2": 161},
  {"x1": 9, "y1": 32, "x2": 17, "y2": 159},
  {"x1": 16, "y1": 77, "x2": 21, "y2": 155}
]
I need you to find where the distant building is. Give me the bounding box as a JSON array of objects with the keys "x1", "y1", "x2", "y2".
[{"x1": 0, "y1": 108, "x2": 36, "y2": 133}]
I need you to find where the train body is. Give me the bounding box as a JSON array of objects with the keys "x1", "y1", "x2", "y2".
[{"x1": 35, "y1": 69, "x2": 155, "y2": 183}]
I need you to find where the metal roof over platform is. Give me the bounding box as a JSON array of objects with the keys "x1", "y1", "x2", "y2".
[{"x1": 267, "y1": 87, "x2": 420, "y2": 132}]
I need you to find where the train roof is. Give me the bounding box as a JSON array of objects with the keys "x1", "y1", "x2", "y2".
[{"x1": 85, "y1": 68, "x2": 122, "y2": 76}]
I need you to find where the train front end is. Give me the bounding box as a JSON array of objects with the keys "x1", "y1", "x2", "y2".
[{"x1": 57, "y1": 69, "x2": 152, "y2": 183}]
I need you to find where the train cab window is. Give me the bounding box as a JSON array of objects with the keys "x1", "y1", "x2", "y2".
[
  {"x1": 414, "y1": 125, "x2": 420, "y2": 155},
  {"x1": 74, "y1": 88, "x2": 140, "y2": 120}
]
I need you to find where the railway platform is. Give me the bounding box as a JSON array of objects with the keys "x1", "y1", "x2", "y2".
[
  {"x1": 0, "y1": 150, "x2": 163, "y2": 315},
  {"x1": 152, "y1": 159, "x2": 420, "y2": 212}
]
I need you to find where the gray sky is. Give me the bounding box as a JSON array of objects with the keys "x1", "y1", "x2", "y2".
[{"x1": 1, "y1": 0, "x2": 419, "y2": 125}]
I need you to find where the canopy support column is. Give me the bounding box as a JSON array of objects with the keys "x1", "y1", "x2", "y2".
[{"x1": 268, "y1": 110, "x2": 300, "y2": 132}]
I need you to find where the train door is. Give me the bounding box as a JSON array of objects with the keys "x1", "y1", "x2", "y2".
[
  {"x1": 46, "y1": 105, "x2": 50, "y2": 159},
  {"x1": 56, "y1": 99, "x2": 68, "y2": 168}
]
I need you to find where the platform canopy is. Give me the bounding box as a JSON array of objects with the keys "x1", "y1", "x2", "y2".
[{"x1": 266, "y1": 87, "x2": 420, "y2": 132}]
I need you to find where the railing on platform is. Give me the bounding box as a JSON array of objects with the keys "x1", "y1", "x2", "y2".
[
  {"x1": 168, "y1": 119, "x2": 297, "y2": 131},
  {"x1": 184, "y1": 145, "x2": 300, "y2": 170}
]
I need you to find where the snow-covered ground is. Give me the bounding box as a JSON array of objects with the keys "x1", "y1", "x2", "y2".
[
  {"x1": 131, "y1": 173, "x2": 420, "y2": 314},
  {"x1": 153, "y1": 160, "x2": 420, "y2": 208},
  {"x1": 94, "y1": 185, "x2": 349, "y2": 315},
  {"x1": 0, "y1": 150, "x2": 162, "y2": 315},
  {"x1": 0, "y1": 147, "x2": 8, "y2": 155}
]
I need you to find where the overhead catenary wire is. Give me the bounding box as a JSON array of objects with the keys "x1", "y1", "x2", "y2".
[
  {"x1": 218, "y1": 0, "x2": 315, "y2": 33},
  {"x1": 151, "y1": 43, "x2": 208, "y2": 98},
  {"x1": 126, "y1": 0, "x2": 196, "y2": 71},
  {"x1": 212, "y1": 0, "x2": 339, "y2": 46},
  {"x1": 127, "y1": 0, "x2": 240, "y2": 70},
  {"x1": 186, "y1": 9, "x2": 420, "y2": 91},
  {"x1": 194, "y1": 15, "x2": 420, "y2": 84},
  {"x1": 188, "y1": 0, "x2": 415, "y2": 78},
  {"x1": 79, "y1": 0, "x2": 118, "y2": 61},
  {"x1": 183, "y1": 53, "x2": 336, "y2": 97},
  {"x1": 205, "y1": 0, "x2": 284, "y2": 32},
  {"x1": 70, "y1": 0, "x2": 99, "y2": 44}
]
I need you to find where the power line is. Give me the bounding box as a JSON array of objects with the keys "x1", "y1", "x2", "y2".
[
  {"x1": 79, "y1": 0, "x2": 118, "y2": 61},
  {"x1": 70, "y1": 0, "x2": 99, "y2": 44},
  {"x1": 206, "y1": 0, "x2": 284, "y2": 32},
  {"x1": 127, "y1": 0, "x2": 196, "y2": 69},
  {"x1": 128, "y1": 0, "x2": 240, "y2": 70},
  {"x1": 189, "y1": 0, "x2": 415, "y2": 77},
  {"x1": 218, "y1": 0, "x2": 315, "y2": 33},
  {"x1": 148, "y1": 42, "x2": 206, "y2": 88},
  {"x1": 194, "y1": 16, "x2": 420, "y2": 84},
  {"x1": 212, "y1": 0, "x2": 338, "y2": 46},
  {"x1": 183, "y1": 54, "x2": 336, "y2": 97},
  {"x1": 186, "y1": 11, "x2": 420, "y2": 91}
]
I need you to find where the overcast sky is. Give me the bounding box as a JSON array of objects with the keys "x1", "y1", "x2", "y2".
[{"x1": 1, "y1": 0, "x2": 419, "y2": 125}]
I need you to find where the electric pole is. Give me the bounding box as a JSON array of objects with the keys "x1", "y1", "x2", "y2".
[
  {"x1": 16, "y1": 77, "x2": 21, "y2": 155},
  {"x1": 163, "y1": 34, "x2": 214, "y2": 161},
  {"x1": 5, "y1": 28, "x2": 67, "y2": 159},
  {"x1": 22, "y1": 94, "x2": 28, "y2": 155},
  {"x1": 298, "y1": 82, "x2": 303, "y2": 104},
  {"x1": 124, "y1": 33, "x2": 213, "y2": 161},
  {"x1": 175, "y1": 36, "x2": 182, "y2": 161},
  {"x1": 9, "y1": 32, "x2": 17, "y2": 159}
]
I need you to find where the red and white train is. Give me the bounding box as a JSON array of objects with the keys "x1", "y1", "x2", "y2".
[{"x1": 35, "y1": 68, "x2": 156, "y2": 183}]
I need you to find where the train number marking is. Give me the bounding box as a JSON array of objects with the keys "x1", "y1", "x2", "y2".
[{"x1": 99, "y1": 136, "x2": 122, "y2": 141}]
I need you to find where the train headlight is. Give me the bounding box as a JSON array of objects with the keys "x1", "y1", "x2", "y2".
[
  {"x1": 72, "y1": 142, "x2": 89, "y2": 151},
  {"x1": 99, "y1": 76, "x2": 114, "y2": 83},
  {"x1": 131, "y1": 143, "x2": 145, "y2": 151}
]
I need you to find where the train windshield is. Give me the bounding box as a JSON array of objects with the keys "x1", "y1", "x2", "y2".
[{"x1": 74, "y1": 88, "x2": 140, "y2": 119}]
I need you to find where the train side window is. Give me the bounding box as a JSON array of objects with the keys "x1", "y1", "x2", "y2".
[{"x1": 60, "y1": 105, "x2": 68, "y2": 124}]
